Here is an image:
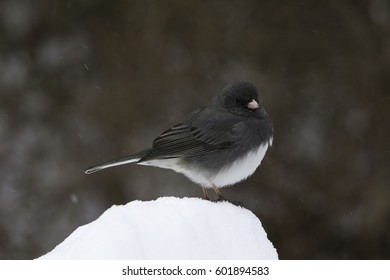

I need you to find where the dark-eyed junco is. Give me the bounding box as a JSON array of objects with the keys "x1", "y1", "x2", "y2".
[{"x1": 85, "y1": 81, "x2": 273, "y2": 203}]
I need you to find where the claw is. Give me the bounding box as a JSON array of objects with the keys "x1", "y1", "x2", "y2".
[{"x1": 211, "y1": 185, "x2": 244, "y2": 207}]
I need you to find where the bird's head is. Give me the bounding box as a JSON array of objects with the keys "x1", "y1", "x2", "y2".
[{"x1": 213, "y1": 81, "x2": 267, "y2": 119}]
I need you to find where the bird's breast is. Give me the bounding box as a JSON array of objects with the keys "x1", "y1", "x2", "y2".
[{"x1": 210, "y1": 141, "x2": 270, "y2": 188}]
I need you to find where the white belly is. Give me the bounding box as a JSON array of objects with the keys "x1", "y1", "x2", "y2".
[
  {"x1": 210, "y1": 143, "x2": 269, "y2": 188},
  {"x1": 138, "y1": 158, "x2": 212, "y2": 187},
  {"x1": 139, "y1": 142, "x2": 270, "y2": 189}
]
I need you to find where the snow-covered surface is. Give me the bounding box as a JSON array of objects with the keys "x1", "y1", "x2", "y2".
[{"x1": 39, "y1": 197, "x2": 278, "y2": 260}]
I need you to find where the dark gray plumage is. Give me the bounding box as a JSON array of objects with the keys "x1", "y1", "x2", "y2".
[{"x1": 85, "y1": 81, "x2": 273, "y2": 202}]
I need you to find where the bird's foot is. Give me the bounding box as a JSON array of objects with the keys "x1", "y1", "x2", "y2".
[
  {"x1": 201, "y1": 185, "x2": 245, "y2": 207},
  {"x1": 216, "y1": 195, "x2": 244, "y2": 207},
  {"x1": 201, "y1": 193, "x2": 243, "y2": 207}
]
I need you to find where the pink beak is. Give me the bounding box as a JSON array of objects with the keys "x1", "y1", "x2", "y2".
[{"x1": 247, "y1": 99, "x2": 260, "y2": 109}]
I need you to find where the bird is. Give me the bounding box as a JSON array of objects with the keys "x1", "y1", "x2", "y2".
[{"x1": 85, "y1": 81, "x2": 273, "y2": 204}]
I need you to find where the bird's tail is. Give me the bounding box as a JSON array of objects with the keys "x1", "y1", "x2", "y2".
[{"x1": 84, "y1": 150, "x2": 150, "y2": 174}]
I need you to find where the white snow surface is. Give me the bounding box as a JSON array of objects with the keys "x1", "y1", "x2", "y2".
[{"x1": 39, "y1": 197, "x2": 278, "y2": 260}]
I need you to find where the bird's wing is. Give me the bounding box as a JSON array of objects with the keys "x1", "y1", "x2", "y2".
[{"x1": 138, "y1": 121, "x2": 242, "y2": 162}]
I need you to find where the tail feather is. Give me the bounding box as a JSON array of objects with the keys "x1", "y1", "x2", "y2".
[{"x1": 84, "y1": 150, "x2": 150, "y2": 174}]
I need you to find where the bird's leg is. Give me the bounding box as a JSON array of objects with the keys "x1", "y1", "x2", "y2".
[
  {"x1": 212, "y1": 185, "x2": 226, "y2": 201},
  {"x1": 202, "y1": 187, "x2": 210, "y2": 200}
]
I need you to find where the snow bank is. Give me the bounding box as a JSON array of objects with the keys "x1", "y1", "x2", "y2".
[{"x1": 39, "y1": 197, "x2": 278, "y2": 259}]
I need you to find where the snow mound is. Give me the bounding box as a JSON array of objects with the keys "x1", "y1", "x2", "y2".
[{"x1": 39, "y1": 197, "x2": 278, "y2": 259}]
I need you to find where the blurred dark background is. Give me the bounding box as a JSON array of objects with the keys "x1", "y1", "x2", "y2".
[{"x1": 1, "y1": 0, "x2": 389, "y2": 259}]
